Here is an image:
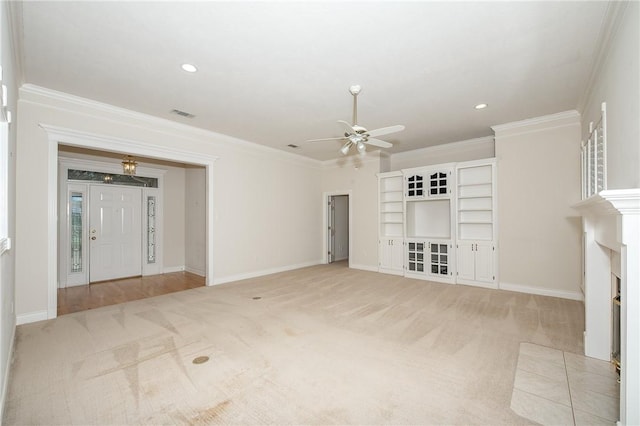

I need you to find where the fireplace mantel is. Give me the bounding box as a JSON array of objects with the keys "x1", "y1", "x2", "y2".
[{"x1": 573, "y1": 188, "x2": 639, "y2": 425}]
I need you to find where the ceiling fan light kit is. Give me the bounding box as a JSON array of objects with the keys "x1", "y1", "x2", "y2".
[{"x1": 307, "y1": 85, "x2": 405, "y2": 156}]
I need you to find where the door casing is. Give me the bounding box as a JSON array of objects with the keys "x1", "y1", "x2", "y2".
[{"x1": 322, "y1": 190, "x2": 352, "y2": 266}]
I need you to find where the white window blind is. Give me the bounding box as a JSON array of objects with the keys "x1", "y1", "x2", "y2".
[{"x1": 581, "y1": 102, "x2": 607, "y2": 199}]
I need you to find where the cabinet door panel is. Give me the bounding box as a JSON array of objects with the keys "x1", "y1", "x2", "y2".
[
  {"x1": 379, "y1": 240, "x2": 391, "y2": 268},
  {"x1": 474, "y1": 242, "x2": 494, "y2": 283},
  {"x1": 457, "y1": 241, "x2": 475, "y2": 281},
  {"x1": 390, "y1": 238, "x2": 404, "y2": 271}
]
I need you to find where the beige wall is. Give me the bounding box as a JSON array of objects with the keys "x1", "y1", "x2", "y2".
[
  {"x1": 321, "y1": 154, "x2": 382, "y2": 270},
  {"x1": 15, "y1": 85, "x2": 323, "y2": 320},
  {"x1": 0, "y1": 0, "x2": 19, "y2": 414},
  {"x1": 494, "y1": 112, "x2": 583, "y2": 298},
  {"x1": 581, "y1": 2, "x2": 639, "y2": 189},
  {"x1": 162, "y1": 165, "x2": 186, "y2": 271},
  {"x1": 185, "y1": 167, "x2": 206, "y2": 275}
]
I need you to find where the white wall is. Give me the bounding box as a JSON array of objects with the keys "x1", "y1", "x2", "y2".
[
  {"x1": 493, "y1": 111, "x2": 583, "y2": 299},
  {"x1": 0, "y1": 0, "x2": 19, "y2": 416},
  {"x1": 185, "y1": 166, "x2": 206, "y2": 276},
  {"x1": 14, "y1": 85, "x2": 323, "y2": 321},
  {"x1": 390, "y1": 136, "x2": 494, "y2": 171},
  {"x1": 581, "y1": 2, "x2": 639, "y2": 189},
  {"x1": 321, "y1": 154, "x2": 381, "y2": 270}
]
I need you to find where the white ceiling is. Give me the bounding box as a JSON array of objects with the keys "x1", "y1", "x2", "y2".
[{"x1": 17, "y1": 1, "x2": 610, "y2": 161}]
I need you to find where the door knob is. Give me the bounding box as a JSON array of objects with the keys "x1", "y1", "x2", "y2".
[{"x1": 91, "y1": 236, "x2": 96, "y2": 240}]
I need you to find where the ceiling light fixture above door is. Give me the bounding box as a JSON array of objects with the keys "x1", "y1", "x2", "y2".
[{"x1": 122, "y1": 155, "x2": 138, "y2": 175}]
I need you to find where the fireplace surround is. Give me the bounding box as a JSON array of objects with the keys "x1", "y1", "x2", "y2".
[{"x1": 574, "y1": 189, "x2": 639, "y2": 425}]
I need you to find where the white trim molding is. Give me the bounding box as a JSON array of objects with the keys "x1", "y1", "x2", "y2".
[
  {"x1": 212, "y1": 260, "x2": 322, "y2": 286},
  {"x1": 16, "y1": 310, "x2": 48, "y2": 326},
  {"x1": 492, "y1": 110, "x2": 580, "y2": 138},
  {"x1": 163, "y1": 266, "x2": 185, "y2": 274},
  {"x1": 22, "y1": 84, "x2": 322, "y2": 168},
  {"x1": 390, "y1": 135, "x2": 495, "y2": 164},
  {"x1": 573, "y1": 188, "x2": 640, "y2": 426},
  {"x1": 322, "y1": 190, "x2": 354, "y2": 266},
  {"x1": 499, "y1": 281, "x2": 584, "y2": 301},
  {"x1": 349, "y1": 264, "x2": 378, "y2": 273},
  {"x1": 39, "y1": 124, "x2": 218, "y2": 322}
]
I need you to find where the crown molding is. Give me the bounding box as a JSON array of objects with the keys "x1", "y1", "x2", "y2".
[
  {"x1": 577, "y1": 1, "x2": 629, "y2": 113},
  {"x1": 20, "y1": 84, "x2": 323, "y2": 168},
  {"x1": 491, "y1": 110, "x2": 580, "y2": 138},
  {"x1": 6, "y1": 0, "x2": 26, "y2": 86},
  {"x1": 390, "y1": 135, "x2": 494, "y2": 162}
]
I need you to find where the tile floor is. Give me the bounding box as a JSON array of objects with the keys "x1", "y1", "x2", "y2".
[{"x1": 511, "y1": 343, "x2": 619, "y2": 425}]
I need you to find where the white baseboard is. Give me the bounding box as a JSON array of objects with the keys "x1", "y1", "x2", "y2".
[
  {"x1": 163, "y1": 266, "x2": 185, "y2": 274},
  {"x1": 16, "y1": 310, "x2": 48, "y2": 325},
  {"x1": 349, "y1": 263, "x2": 378, "y2": 273},
  {"x1": 499, "y1": 282, "x2": 584, "y2": 301},
  {"x1": 0, "y1": 320, "x2": 16, "y2": 421},
  {"x1": 184, "y1": 266, "x2": 205, "y2": 277},
  {"x1": 213, "y1": 260, "x2": 323, "y2": 285}
]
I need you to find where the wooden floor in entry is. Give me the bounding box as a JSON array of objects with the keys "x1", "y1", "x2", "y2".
[{"x1": 57, "y1": 271, "x2": 205, "y2": 315}]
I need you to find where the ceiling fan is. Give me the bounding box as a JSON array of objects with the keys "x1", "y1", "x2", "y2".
[{"x1": 307, "y1": 85, "x2": 405, "y2": 155}]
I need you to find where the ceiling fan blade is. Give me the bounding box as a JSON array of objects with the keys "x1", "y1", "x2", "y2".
[
  {"x1": 365, "y1": 138, "x2": 393, "y2": 148},
  {"x1": 337, "y1": 120, "x2": 357, "y2": 135},
  {"x1": 367, "y1": 125, "x2": 405, "y2": 138},
  {"x1": 306, "y1": 136, "x2": 348, "y2": 143}
]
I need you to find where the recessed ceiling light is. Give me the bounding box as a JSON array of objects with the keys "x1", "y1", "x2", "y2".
[
  {"x1": 181, "y1": 63, "x2": 197, "y2": 73},
  {"x1": 475, "y1": 103, "x2": 488, "y2": 110}
]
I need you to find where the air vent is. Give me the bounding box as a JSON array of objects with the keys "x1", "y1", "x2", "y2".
[
  {"x1": 287, "y1": 144, "x2": 299, "y2": 148},
  {"x1": 170, "y1": 109, "x2": 195, "y2": 118}
]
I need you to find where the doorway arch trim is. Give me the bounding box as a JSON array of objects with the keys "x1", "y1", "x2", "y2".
[{"x1": 41, "y1": 123, "x2": 218, "y2": 320}]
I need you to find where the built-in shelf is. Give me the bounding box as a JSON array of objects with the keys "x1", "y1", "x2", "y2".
[{"x1": 379, "y1": 160, "x2": 496, "y2": 287}]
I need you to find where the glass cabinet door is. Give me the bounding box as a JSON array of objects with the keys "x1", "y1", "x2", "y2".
[
  {"x1": 407, "y1": 241, "x2": 425, "y2": 272},
  {"x1": 406, "y1": 175, "x2": 424, "y2": 198},
  {"x1": 429, "y1": 242, "x2": 449, "y2": 276}
]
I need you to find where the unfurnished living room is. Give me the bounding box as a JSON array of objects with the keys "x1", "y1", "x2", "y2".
[{"x1": 0, "y1": 1, "x2": 638, "y2": 425}]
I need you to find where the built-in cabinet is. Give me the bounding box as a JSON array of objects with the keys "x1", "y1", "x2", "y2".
[
  {"x1": 379, "y1": 237, "x2": 404, "y2": 274},
  {"x1": 404, "y1": 164, "x2": 455, "y2": 283},
  {"x1": 455, "y1": 160, "x2": 497, "y2": 288},
  {"x1": 378, "y1": 158, "x2": 497, "y2": 287},
  {"x1": 378, "y1": 172, "x2": 404, "y2": 275}
]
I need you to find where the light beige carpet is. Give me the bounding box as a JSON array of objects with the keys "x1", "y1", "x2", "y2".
[{"x1": 3, "y1": 263, "x2": 584, "y2": 425}]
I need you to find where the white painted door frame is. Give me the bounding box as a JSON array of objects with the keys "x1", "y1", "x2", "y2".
[
  {"x1": 58, "y1": 156, "x2": 166, "y2": 287},
  {"x1": 322, "y1": 190, "x2": 352, "y2": 266},
  {"x1": 43, "y1": 124, "x2": 218, "y2": 320}
]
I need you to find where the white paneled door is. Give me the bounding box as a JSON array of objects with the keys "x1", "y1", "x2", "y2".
[{"x1": 89, "y1": 185, "x2": 142, "y2": 282}]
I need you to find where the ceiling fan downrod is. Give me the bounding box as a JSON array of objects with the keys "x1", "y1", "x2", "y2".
[{"x1": 349, "y1": 85, "x2": 361, "y2": 126}]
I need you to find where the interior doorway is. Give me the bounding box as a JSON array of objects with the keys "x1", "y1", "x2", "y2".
[
  {"x1": 326, "y1": 193, "x2": 350, "y2": 264},
  {"x1": 41, "y1": 125, "x2": 217, "y2": 321}
]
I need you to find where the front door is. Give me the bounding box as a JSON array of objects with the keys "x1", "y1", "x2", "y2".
[{"x1": 89, "y1": 185, "x2": 142, "y2": 282}]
